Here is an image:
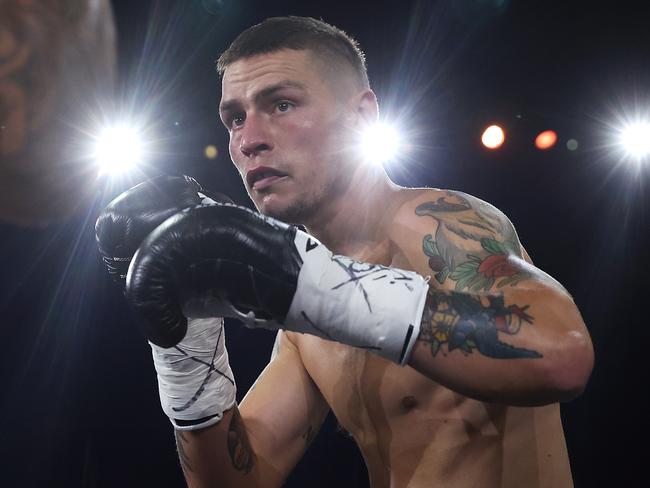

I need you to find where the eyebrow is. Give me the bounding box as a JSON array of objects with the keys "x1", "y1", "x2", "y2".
[{"x1": 219, "y1": 80, "x2": 307, "y2": 115}]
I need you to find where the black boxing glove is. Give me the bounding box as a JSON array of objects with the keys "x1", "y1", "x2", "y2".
[
  {"x1": 126, "y1": 204, "x2": 429, "y2": 365},
  {"x1": 96, "y1": 176, "x2": 237, "y2": 431},
  {"x1": 95, "y1": 175, "x2": 232, "y2": 286}
]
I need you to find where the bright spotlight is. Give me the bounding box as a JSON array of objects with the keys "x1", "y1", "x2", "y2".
[
  {"x1": 481, "y1": 125, "x2": 505, "y2": 150},
  {"x1": 95, "y1": 125, "x2": 143, "y2": 174},
  {"x1": 620, "y1": 122, "x2": 650, "y2": 160},
  {"x1": 361, "y1": 122, "x2": 401, "y2": 164}
]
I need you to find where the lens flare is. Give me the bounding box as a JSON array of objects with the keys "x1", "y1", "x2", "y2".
[
  {"x1": 620, "y1": 122, "x2": 650, "y2": 160},
  {"x1": 566, "y1": 139, "x2": 579, "y2": 151},
  {"x1": 535, "y1": 130, "x2": 558, "y2": 150},
  {"x1": 95, "y1": 125, "x2": 143, "y2": 174},
  {"x1": 204, "y1": 144, "x2": 218, "y2": 159},
  {"x1": 361, "y1": 123, "x2": 401, "y2": 164}
]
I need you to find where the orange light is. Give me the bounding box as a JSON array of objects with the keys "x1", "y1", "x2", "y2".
[
  {"x1": 481, "y1": 125, "x2": 505, "y2": 149},
  {"x1": 535, "y1": 130, "x2": 558, "y2": 150}
]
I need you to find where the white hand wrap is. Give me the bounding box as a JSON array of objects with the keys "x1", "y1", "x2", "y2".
[
  {"x1": 286, "y1": 231, "x2": 430, "y2": 366},
  {"x1": 151, "y1": 317, "x2": 236, "y2": 431}
]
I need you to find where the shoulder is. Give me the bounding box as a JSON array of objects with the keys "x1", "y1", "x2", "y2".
[
  {"x1": 388, "y1": 188, "x2": 531, "y2": 292},
  {"x1": 398, "y1": 187, "x2": 514, "y2": 228},
  {"x1": 391, "y1": 187, "x2": 520, "y2": 246}
]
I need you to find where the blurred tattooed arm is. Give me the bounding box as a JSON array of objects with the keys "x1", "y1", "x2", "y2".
[{"x1": 0, "y1": 0, "x2": 116, "y2": 225}]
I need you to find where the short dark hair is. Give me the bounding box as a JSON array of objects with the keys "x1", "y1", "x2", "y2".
[{"x1": 217, "y1": 16, "x2": 369, "y2": 88}]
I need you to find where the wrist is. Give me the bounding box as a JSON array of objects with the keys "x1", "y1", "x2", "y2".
[
  {"x1": 151, "y1": 317, "x2": 236, "y2": 430},
  {"x1": 286, "y1": 230, "x2": 429, "y2": 365}
]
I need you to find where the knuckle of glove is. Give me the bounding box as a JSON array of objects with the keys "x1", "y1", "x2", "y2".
[{"x1": 95, "y1": 175, "x2": 233, "y2": 286}]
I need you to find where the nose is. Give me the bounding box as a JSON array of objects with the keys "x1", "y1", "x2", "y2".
[{"x1": 238, "y1": 114, "x2": 273, "y2": 158}]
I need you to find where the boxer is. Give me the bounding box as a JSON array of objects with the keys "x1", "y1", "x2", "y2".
[
  {"x1": 0, "y1": 0, "x2": 115, "y2": 226},
  {"x1": 100, "y1": 17, "x2": 594, "y2": 488}
]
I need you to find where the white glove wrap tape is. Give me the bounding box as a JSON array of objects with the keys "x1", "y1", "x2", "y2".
[
  {"x1": 286, "y1": 230, "x2": 430, "y2": 365},
  {"x1": 151, "y1": 317, "x2": 236, "y2": 431}
]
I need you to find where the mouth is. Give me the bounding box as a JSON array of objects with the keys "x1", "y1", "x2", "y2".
[{"x1": 246, "y1": 166, "x2": 289, "y2": 191}]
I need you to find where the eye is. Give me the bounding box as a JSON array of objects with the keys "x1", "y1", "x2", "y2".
[
  {"x1": 231, "y1": 113, "x2": 245, "y2": 127},
  {"x1": 276, "y1": 101, "x2": 294, "y2": 113}
]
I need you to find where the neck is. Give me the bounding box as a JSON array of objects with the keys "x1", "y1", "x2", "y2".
[{"x1": 304, "y1": 164, "x2": 401, "y2": 256}]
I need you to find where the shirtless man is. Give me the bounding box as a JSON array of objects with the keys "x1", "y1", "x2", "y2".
[{"x1": 97, "y1": 16, "x2": 593, "y2": 487}]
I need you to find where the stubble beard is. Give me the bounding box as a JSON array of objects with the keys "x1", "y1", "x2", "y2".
[
  {"x1": 259, "y1": 166, "x2": 350, "y2": 225},
  {"x1": 260, "y1": 182, "x2": 326, "y2": 225}
]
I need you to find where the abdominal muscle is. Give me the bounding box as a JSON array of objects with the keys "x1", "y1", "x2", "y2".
[{"x1": 292, "y1": 333, "x2": 574, "y2": 488}]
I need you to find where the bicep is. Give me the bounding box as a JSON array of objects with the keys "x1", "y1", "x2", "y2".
[
  {"x1": 239, "y1": 331, "x2": 330, "y2": 484},
  {"x1": 404, "y1": 191, "x2": 593, "y2": 401}
]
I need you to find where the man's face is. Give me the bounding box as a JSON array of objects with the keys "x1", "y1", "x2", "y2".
[{"x1": 220, "y1": 49, "x2": 358, "y2": 223}]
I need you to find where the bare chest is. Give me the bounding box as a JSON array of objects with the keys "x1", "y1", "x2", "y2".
[
  {"x1": 294, "y1": 334, "x2": 572, "y2": 488},
  {"x1": 294, "y1": 333, "x2": 503, "y2": 444}
]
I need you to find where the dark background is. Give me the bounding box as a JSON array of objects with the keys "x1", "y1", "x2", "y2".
[{"x1": 1, "y1": 0, "x2": 649, "y2": 486}]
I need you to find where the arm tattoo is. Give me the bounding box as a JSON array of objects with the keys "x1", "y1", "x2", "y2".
[
  {"x1": 418, "y1": 289, "x2": 542, "y2": 359},
  {"x1": 0, "y1": 0, "x2": 113, "y2": 157},
  {"x1": 174, "y1": 430, "x2": 194, "y2": 475},
  {"x1": 227, "y1": 408, "x2": 256, "y2": 474},
  {"x1": 416, "y1": 192, "x2": 530, "y2": 292}
]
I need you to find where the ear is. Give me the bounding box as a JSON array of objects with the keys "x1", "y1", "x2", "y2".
[{"x1": 355, "y1": 89, "x2": 379, "y2": 127}]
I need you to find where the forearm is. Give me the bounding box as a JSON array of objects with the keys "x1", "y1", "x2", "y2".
[
  {"x1": 409, "y1": 286, "x2": 594, "y2": 406},
  {"x1": 175, "y1": 408, "x2": 242, "y2": 488},
  {"x1": 175, "y1": 406, "x2": 284, "y2": 488}
]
